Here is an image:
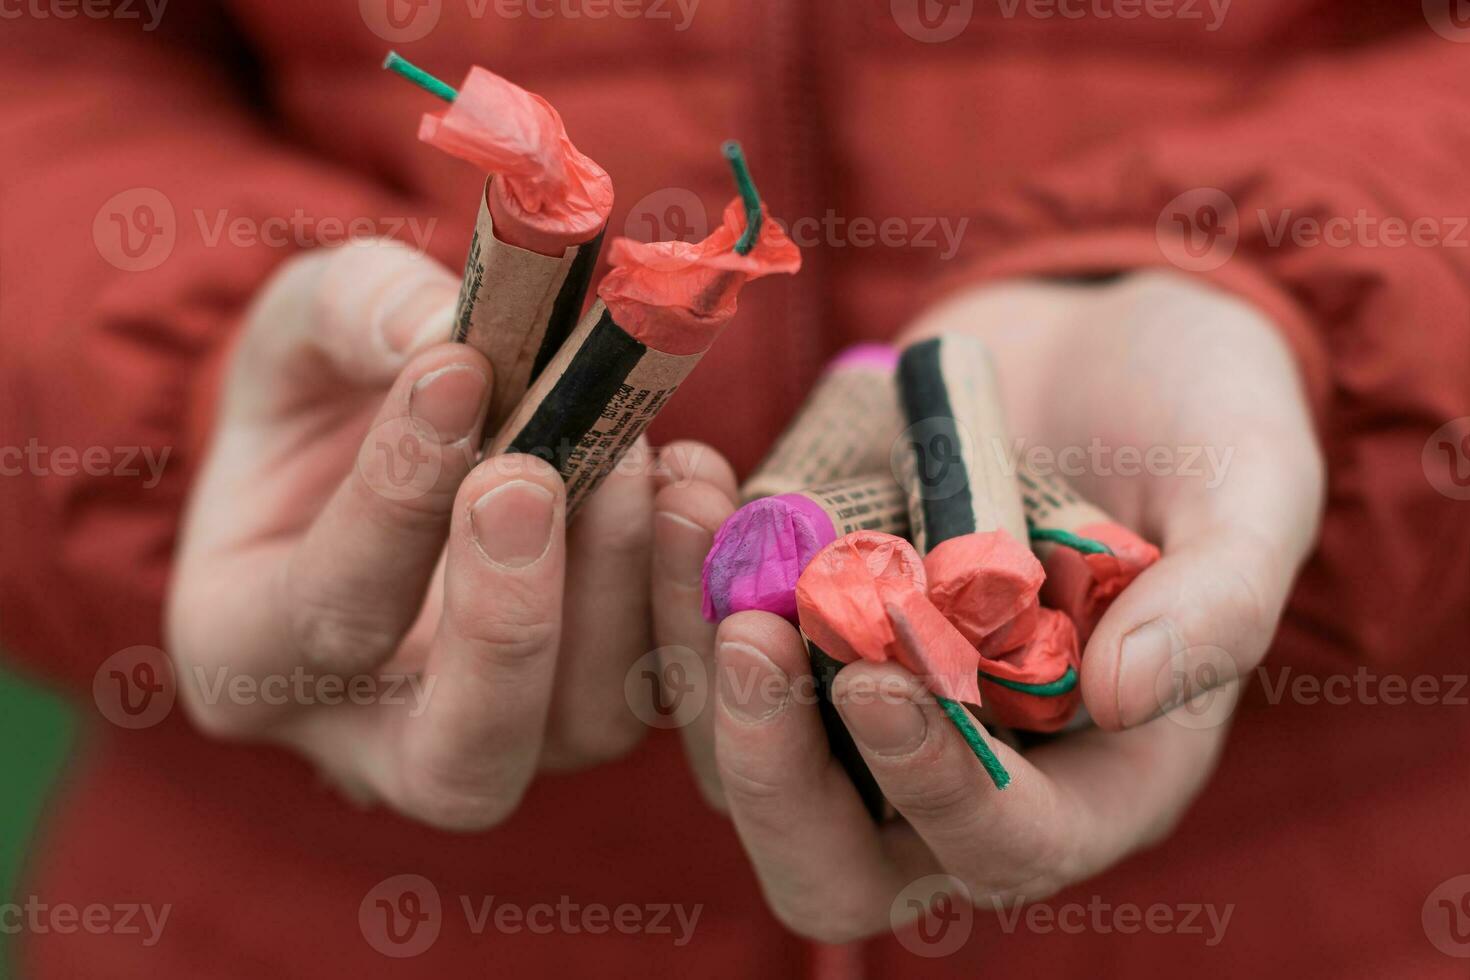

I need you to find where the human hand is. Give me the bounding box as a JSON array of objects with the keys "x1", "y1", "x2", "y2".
[
  {"x1": 167, "y1": 240, "x2": 662, "y2": 830},
  {"x1": 650, "y1": 270, "x2": 1325, "y2": 939}
]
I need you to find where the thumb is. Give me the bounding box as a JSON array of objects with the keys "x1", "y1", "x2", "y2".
[
  {"x1": 1082, "y1": 432, "x2": 1324, "y2": 731},
  {"x1": 228, "y1": 238, "x2": 460, "y2": 420}
]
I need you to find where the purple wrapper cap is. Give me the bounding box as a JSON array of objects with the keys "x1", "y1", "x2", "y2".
[
  {"x1": 826, "y1": 343, "x2": 899, "y2": 374},
  {"x1": 701, "y1": 493, "x2": 839, "y2": 623}
]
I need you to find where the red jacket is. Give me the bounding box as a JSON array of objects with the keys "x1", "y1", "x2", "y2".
[{"x1": 3, "y1": 2, "x2": 1469, "y2": 976}]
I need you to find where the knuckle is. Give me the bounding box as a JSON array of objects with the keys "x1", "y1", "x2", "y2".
[
  {"x1": 459, "y1": 612, "x2": 559, "y2": 666},
  {"x1": 881, "y1": 770, "x2": 976, "y2": 824},
  {"x1": 769, "y1": 896, "x2": 875, "y2": 945},
  {"x1": 288, "y1": 588, "x2": 401, "y2": 672},
  {"x1": 395, "y1": 759, "x2": 524, "y2": 833},
  {"x1": 544, "y1": 717, "x2": 644, "y2": 770}
]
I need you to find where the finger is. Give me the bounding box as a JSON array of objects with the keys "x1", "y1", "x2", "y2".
[
  {"x1": 713, "y1": 613, "x2": 917, "y2": 942},
  {"x1": 284, "y1": 343, "x2": 492, "y2": 676},
  {"x1": 835, "y1": 661, "x2": 1225, "y2": 905},
  {"x1": 542, "y1": 438, "x2": 655, "y2": 768},
  {"x1": 1084, "y1": 428, "x2": 1324, "y2": 731},
  {"x1": 231, "y1": 239, "x2": 460, "y2": 421},
  {"x1": 649, "y1": 476, "x2": 736, "y2": 808},
  {"x1": 393, "y1": 454, "x2": 566, "y2": 831},
  {"x1": 654, "y1": 439, "x2": 739, "y2": 500},
  {"x1": 832, "y1": 662, "x2": 1087, "y2": 902}
]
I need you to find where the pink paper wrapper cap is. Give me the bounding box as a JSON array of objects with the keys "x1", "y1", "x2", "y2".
[
  {"x1": 828, "y1": 343, "x2": 899, "y2": 374},
  {"x1": 925, "y1": 529, "x2": 1046, "y2": 648},
  {"x1": 1041, "y1": 520, "x2": 1160, "y2": 644},
  {"x1": 418, "y1": 67, "x2": 613, "y2": 250},
  {"x1": 795, "y1": 532, "x2": 981, "y2": 705},
  {"x1": 701, "y1": 494, "x2": 836, "y2": 623},
  {"x1": 599, "y1": 198, "x2": 800, "y2": 355}
]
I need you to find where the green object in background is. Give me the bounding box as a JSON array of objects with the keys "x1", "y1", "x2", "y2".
[{"x1": 0, "y1": 666, "x2": 74, "y2": 980}]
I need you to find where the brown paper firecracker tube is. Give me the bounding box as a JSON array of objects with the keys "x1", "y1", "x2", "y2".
[
  {"x1": 454, "y1": 178, "x2": 604, "y2": 432},
  {"x1": 895, "y1": 335, "x2": 1029, "y2": 553},
  {"x1": 740, "y1": 344, "x2": 904, "y2": 502},
  {"x1": 488, "y1": 298, "x2": 698, "y2": 515}
]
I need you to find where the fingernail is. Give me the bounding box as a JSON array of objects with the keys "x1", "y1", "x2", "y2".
[
  {"x1": 837, "y1": 673, "x2": 928, "y2": 757},
  {"x1": 717, "y1": 642, "x2": 788, "y2": 724},
  {"x1": 410, "y1": 365, "x2": 488, "y2": 444},
  {"x1": 1117, "y1": 617, "x2": 1185, "y2": 726},
  {"x1": 654, "y1": 512, "x2": 711, "y2": 589},
  {"x1": 470, "y1": 481, "x2": 556, "y2": 569}
]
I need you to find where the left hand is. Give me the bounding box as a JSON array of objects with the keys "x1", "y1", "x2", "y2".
[{"x1": 648, "y1": 270, "x2": 1325, "y2": 941}]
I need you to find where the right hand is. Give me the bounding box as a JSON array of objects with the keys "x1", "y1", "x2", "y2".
[{"x1": 167, "y1": 240, "x2": 666, "y2": 830}]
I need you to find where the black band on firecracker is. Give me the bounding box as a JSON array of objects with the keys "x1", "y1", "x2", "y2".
[
  {"x1": 501, "y1": 307, "x2": 644, "y2": 471},
  {"x1": 896, "y1": 337, "x2": 977, "y2": 551},
  {"x1": 806, "y1": 640, "x2": 887, "y2": 823},
  {"x1": 530, "y1": 227, "x2": 605, "y2": 381}
]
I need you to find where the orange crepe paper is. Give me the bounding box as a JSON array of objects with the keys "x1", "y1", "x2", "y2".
[
  {"x1": 418, "y1": 66, "x2": 614, "y2": 255},
  {"x1": 598, "y1": 198, "x2": 801, "y2": 355},
  {"x1": 1040, "y1": 520, "x2": 1160, "y2": 644},
  {"x1": 795, "y1": 532, "x2": 982, "y2": 705}
]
